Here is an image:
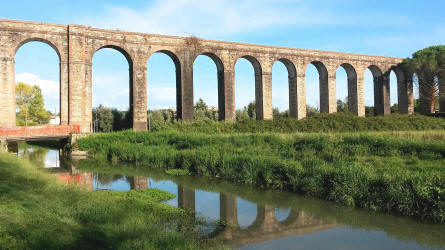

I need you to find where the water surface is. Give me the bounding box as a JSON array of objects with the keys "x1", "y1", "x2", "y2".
[{"x1": 17, "y1": 141, "x2": 445, "y2": 249}]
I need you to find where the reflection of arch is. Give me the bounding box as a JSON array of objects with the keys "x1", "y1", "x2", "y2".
[
  {"x1": 248, "y1": 205, "x2": 277, "y2": 232},
  {"x1": 277, "y1": 208, "x2": 300, "y2": 227},
  {"x1": 337, "y1": 63, "x2": 358, "y2": 114},
  {"x1": 194, "y1": 52, "x2": 225, "y2": 120},
  {"x1": 235, "y1": 55, "x2": 264, "y2": 119},
  {"x1": 273, "y1": 58, "x2": 298, "y2": 117},
  {"x1": 306, "y1": 61, "x2": 329, "y2": 113},
  {"x1": 147, "y1": 50, "x2": 183, "y2": 119}
]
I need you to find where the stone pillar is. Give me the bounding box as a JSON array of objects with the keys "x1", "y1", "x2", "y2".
[
  {"x1": 321, "y1": 74, "x2": 337, "y2": 113},
  {"x1": 67, "y1": 25, "x2": 91, "y2": 133},
  {"x1": 180, "y1": 54, "x2": 194, "y2": 121},
  {"x1": 288, "y1": 72, "x2": 298, "y2": 118},
  {"x1": 220, "y1": 193, "x2": 238, "y2": 226},
  {"x1": 132, "y1": 65, "x2": 148, "y2": 131},
  {"x1": 0, "y1": 139, "x2": 8, "y2": 153},
  {"x1": 221, "y1": 69, "x2": 236, "y2": 121},
  {"x1": 439, "y1": 74, "x2": 445, "y2": 113},
  {"x1": 256, "y1": 70, "x2": 273, "y2": 120},
  {"x1": 383, "y1": 73, "x2": 391, "y2": 115},
  {"x1": 130, "y1": 176, "x2": 148, "y2": 190},
  {"x1": 296, "y1": 71, "x2": 307, "y2": 119},
  {"x1": 374, "y1": 73, "x2": 390, "y2": 116},
  {"x1": 253, "y1": 205, "x2": 277, "y2": 233},
  {"x1": 178, "y1": 185, "x2": 195, "y2": 211},
  {"x1": 0, "y1": 56, "x2": 16, "y2": 127},
  {"x1": 398, "y1": 71, "x2": 414, "y2": 114},
  {"x1": 354, "y1": 74, "x2": 366, "y2": 117},
  {"x1": 60, "y1": 60, "x2": 69, "y2": 125}
]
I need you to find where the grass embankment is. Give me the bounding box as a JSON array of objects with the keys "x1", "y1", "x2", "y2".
[
  {"x1": 150, "y1": 113, "x2": 445, "y2": 133},
  {"x1": 0, "y1": 154, "x2": 201, "y2": 250},
  {"x1": 78, "y1": 129, "x2": 445, "y2": 223}
]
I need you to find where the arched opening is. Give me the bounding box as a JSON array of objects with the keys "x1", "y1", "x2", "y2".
[
  {"x1": 272, "y1": 59, "x2": 296, "y2": 118},
  {"x1": 389, "y1": 70, "x2": 398, "y2": 113},
  {"x1": 336, "y1": 67, "x2": 348, "y2": 113},
  {"x1": 235, "y1": 56, "x2": 262, "y2": 120},
  {"x1": 147, "y1": 51, "x2": 181, "y2": 129},
  {"x1": 274, "y1": 207, "x2": 291, "y2": 223},
  {"x1": 305, "y1": 61, "x2": 328, "y2": 116},
  {"x1": 364, "y1": 69, "x2": 375, "y2": 116},
  {"x1": 195, "y1": 190, "x2": 220, "y2": 227},
  {"x1": 14, "y1": 41, "x2": 60, "y2": 126},
  {"x1": 367, "y1": 65, "x2": 384, "y2": 116},
  {"x1": 193, "y1": 53, "x2": 224, "y2": 121},
  {"x1": 336, "y1": 63, "x2": 358, "y2": 114},
  {"x1": 413, "y1": 73, "x2": 420, "y2": 113},
  {"x1": 91, "y1": 46, "x2": 133, "y2": 132},
  {"x1": 236, "y1": 197, "x2": 257, "y2": 229}
]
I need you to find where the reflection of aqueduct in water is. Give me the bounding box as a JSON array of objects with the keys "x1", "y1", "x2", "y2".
[
  {"x1": 0, "y1": 18, "x2": 425, "y2": 134},
  {"x1": 176, "y1": 185, "x2": 338, "y2": 247},
  {"x1": 54, "y1": 163, "x2": 337, "y2": 247}
]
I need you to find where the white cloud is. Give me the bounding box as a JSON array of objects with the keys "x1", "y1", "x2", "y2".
[
  {"x1": 77, "y1": 0, "x2": 413, "y2": 40},
  {"x1": 16, "y1": 72, "x2": 59, "y2": 113},
  {"x1": 78, "y1": 0, "x2": 336, "y2": 38}
]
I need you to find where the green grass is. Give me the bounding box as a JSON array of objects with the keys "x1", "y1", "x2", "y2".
[
  {"x1": 77, "y1": 129, "x2": 445, "y2": 223},
  {"x1": 149, "y1": 113, "x2": 445, "y2": 133},
  {"x1": 0, "y1": 153, "x2": 201, "y2": 250}
]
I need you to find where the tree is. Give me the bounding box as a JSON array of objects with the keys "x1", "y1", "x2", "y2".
[
  {"x1": 247, "y1": 101, "x2": 256, "y2": 119},
  {"x1": 337, "y1": 98, "x2": 349, "y2": 113},
  {"x1": 194, "y1": 98, "x2": 218, "y2": 121},
  {"x1": 92, "y1": 105, "x2": 113, "y2": 132},
  {"x1": 306, "y1": 105, "x2": 319, "y2": 117},
  {"x1": 401, "y1": 46, "x2": 445, "y2": 114},
  {"x1": 16, "y1": 82, "x2": 50, "y2": 126}
]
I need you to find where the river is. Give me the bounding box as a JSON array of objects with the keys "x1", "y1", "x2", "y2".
[{"x1": 16, "y1": 141, "x2": 445, "y2": 249}]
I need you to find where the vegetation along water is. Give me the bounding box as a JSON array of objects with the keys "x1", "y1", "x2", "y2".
[{"x1": 76, "y1": 114, "x2": 445, "y2": 224}]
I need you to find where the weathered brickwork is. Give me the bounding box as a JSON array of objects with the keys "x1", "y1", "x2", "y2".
[{"x1": 0, "y1": 18, "x2": 414, "y2": 133}]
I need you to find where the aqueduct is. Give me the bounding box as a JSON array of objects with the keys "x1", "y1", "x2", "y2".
[{"x1": 0, "y1": 19, "x2": 413, "y2": 133}]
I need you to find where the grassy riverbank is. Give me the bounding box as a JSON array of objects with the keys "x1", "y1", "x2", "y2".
[
  {"x1": 150, "y1": 113, "x2": 445, "y2": 133},
  {"x1": 77, "y1": 130, "x2": 445, "y2": 223},
  {"x1": 0, "y1": 154, "x2": 201, "y2": 250}
]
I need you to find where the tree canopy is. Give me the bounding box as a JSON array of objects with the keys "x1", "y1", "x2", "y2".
[
  {"x1": 15, "y1": 82, "x2": 50, "y2": 126},
  {"x1": 401, "y1": 45, "x2": 445, "y2": 113}
]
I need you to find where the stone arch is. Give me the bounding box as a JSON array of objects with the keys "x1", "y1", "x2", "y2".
[
  {"x1": 234, "y1": 55, "x2": 264, "y2": 119},
  {"x1": 193, "y1": 52, "x2": 225, "y2": 120},
  {"x1": 336, "y1": 63, "x2": 358, "y2": 114},
  {"x1": 146, "y1": 49, "x2": 183, "y2": 119},
  {"x1": 390, "y1": 66, "x2": 408, "y2": 114},
  {"x1": 273, "y1": 58, "x2": 297, "y2": 117},
  {"x1": 366, "y1": 65, "x2": 389, "y2": 115},
  {"x1": 305, "y1": 61, "x2": 329, "y2": 114},
  {"x1": 13, "y1": 37, "x2": 62, "y2": 60},
  {"x1": 14, "y1": 38, "x2": 63, "y2": 125},
  {"x1": 91, "y1": 45, "x2": 135, "y2": 129}
]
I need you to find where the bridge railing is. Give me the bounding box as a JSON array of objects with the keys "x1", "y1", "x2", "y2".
[{"x1": 0, "y1": 125, "x2": 81, "y2": 139}]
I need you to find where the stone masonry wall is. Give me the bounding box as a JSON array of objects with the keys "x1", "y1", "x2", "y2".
[{"x1": 0, "y1": 18, "x2": 409, "y2": 132}]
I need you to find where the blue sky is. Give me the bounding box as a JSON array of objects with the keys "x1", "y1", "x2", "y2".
[{"x1": 6, "y1": 0, "x2": 444, "y2": 112}]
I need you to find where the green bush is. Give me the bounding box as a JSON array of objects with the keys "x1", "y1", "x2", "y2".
[{"x1": 147, "y1": 113, "x2": 445, "y2": 134}]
